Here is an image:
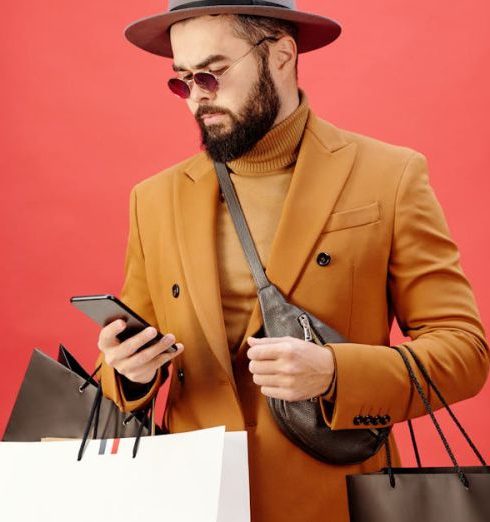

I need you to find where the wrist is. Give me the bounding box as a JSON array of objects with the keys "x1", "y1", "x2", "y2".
[
  {"x1": 320, "y1": 371, "x2": 335, "y2": 398},
  {"x1": 117, "y1": 370, "x2": 158, "y2": 401}
]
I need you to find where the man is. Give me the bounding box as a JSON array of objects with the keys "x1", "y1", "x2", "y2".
[{"x1": 96, "y1": 2, "x2": 489, "y2": 521}]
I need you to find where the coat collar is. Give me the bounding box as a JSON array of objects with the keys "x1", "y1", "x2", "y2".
[{"x1": 174, "y1": 111, "x2": 358, "y2": 388}]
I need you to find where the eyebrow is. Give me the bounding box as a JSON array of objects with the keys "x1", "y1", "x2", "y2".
[{"x1": 172, "y1": 54, "x2": 229, "y2": 73}]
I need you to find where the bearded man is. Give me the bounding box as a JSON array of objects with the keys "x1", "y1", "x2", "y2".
[{"x1": 95, "y1": 2, "x2": 489, "y2": 521}]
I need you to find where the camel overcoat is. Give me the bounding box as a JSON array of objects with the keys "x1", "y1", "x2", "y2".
[{"x1": 98, "y1": 110, "x2": 489, "y2": 522}]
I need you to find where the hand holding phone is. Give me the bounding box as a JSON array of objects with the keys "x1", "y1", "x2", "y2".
[
  {"x1": 71, "y1": 294, "x2": 184, "y2": 384},
  {"x1": 98, "y1": 319, "x2": 183, "y2": 384}
]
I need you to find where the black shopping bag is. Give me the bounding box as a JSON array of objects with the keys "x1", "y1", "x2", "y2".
[
  {"x1": 347, "y1": 345, "x2": 490, "y2": 522},
  {"x1": 3, "y1": 345, "x2": 154, "y2": 442}
]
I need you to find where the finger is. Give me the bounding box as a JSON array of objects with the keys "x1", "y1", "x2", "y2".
[
  {"x1": 247, "y1": 336, "x2": 293, "y2": 345},
  {"x1": 260, "y1": 386, "x2": 297, "y2": 402},
  {"x1": 252, "y1": 373, "x2": 290, "y2": 387},
  {"x1": 104, "y1": 326, "x2": 160, "y2": 366},
  {"x1": 128, "y1": 337, "x2": 183, "y2": 368},
  {"x1": 118, "y1": 326, "x2": 161, "y2": 359},
  {"x1": 248, "y1": 359, "x2": 281, "y2": 375},
  {"x1": 98, "y1": 319, "x2": 127, "y2": 349},
  {"x1": 121, "y1": 344, "x2": 184, "y2": 382},
  {"x1": 247, "y1": 342, "x2": 291, "y2": 361},
  {"x1": 152, "y1": 344, "x2": 184, "y2": 369}
]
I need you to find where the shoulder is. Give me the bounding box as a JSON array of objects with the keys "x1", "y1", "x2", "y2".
[
  {"x1": 307, "y1": 111, "x2": 427, "y2": 173},
  {"x1": 131, "y1": 150, "x2": 209, "y2": 197}
]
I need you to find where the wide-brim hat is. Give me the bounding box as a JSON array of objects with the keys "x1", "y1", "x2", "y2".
[{"x1": 125, "y1": 1, "x2": 342, "y2": 58}]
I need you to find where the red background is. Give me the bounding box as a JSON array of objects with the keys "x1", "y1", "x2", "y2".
[{"x1": 1, "y1": 1, "x2": 489, "y2": 466}]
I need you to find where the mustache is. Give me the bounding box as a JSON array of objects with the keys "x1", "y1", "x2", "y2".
[{"x1": 195, "y1": 106, "x2": 233, "y2": 120}]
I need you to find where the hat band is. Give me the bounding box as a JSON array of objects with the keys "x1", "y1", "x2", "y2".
[{"x1": 170, "y1": 1, "x2": 290, "y2": 12}]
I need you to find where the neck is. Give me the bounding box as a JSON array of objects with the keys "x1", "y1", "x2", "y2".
[{"x1": 273, "y1": 88, "x2": 300, "y2": 127}]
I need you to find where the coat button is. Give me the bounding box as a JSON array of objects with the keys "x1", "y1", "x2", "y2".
[
  {"x1": 379, "y1": 415, "x2": 391, "y2": 425},
  {"x1": 362, "y1": 415, "x2": 372, "y2": 425},
  {"x1": 371, "y1": 416, "x2": 381, "y2": 426},
  {"x1": 353, "y1": 415, "x2": 363, "y2": 426},
  {"x1": 177, "y1": 368, "x2": 185, "y2": 383},
  {"x1": 172, "y1": 284, "x2": 180, "y2": 298},
  {"x1": 317, "y1": 252, "x2": 332, "y2": 266},
  {"x1": 219, "y1": 190, "x2": 225, "y2": 203}
]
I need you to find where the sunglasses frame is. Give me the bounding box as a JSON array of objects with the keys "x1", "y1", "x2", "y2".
[{"x1": 168, "y1": 35, "x2": 279, "y2": 99}]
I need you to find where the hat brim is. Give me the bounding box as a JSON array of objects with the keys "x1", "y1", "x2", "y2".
[{"x1": 124, "y1": 6, "x2": 342, "y2": 58}]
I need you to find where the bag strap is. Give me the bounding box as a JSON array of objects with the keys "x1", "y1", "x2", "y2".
[
  {"x1": 77, "y1": 385, "x2": 103, "y2": 461},
  {"x1": 214, "y1": 160, "x2": 270, "y2": 291},
  {"x1": 407, "y1": 419, "x2": 422, "y2": 467},
  {"x1": 79, "y1": 363, "x2": 102, "y2": 393},
  {"x1": 403, "y1": 345, "x2": 486, "y2": 466},
  {"x1": 77, "y1": 382, "x2": 155, "y2": 461},
  {"x1": 131, "y1": 400, "x2": 154, "y2": 458}
]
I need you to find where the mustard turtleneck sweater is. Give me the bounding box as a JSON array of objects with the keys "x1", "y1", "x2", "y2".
[{"x1": 216, "y1": 89, "x2": 309, "y2": 356}]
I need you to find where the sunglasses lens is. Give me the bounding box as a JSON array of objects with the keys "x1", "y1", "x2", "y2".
[
  {"x1": 194, "y1": 73, "x2": 219, "y2": 93},
  {"x1": 168, "y1": 78, "x2": 190, "y2": 99}
]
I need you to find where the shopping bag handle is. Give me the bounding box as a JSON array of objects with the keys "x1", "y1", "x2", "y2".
[
  {"x1": 77, "y1": 385, "x2": 103, "y2": 461},
  {"x1": 402, "y1": 345, "x2": 486, "y2": 466},
  {"x1": 77, "y1": 384, "x2": 154, "y2": 461},
  {"x1": 386, "y1": 345, "x2": 487, "y2": 489},
  {"x1": 78, "y1": 359, "x2": 161, "y2": 439},
  {"x1": 78, "y1": 363, "x2": 102, "y2": 393}
]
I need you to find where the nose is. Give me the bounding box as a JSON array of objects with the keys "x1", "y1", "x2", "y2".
[{"x1": 188, "y1": 80, "x2": 214, "y2": 104}]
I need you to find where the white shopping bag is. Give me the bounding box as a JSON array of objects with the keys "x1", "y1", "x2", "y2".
[{"x1": 0, "y1": 426, "x2": 250, "y2": 522}]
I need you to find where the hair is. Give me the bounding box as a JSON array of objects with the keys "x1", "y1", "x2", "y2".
[{"x1": 227, "y1": 15, "x2": 300, "y2": 78}]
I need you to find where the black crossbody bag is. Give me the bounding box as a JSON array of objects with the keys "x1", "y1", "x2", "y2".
[{"x1": 214, "y1": 161, "x2": 390, "y2": 465}]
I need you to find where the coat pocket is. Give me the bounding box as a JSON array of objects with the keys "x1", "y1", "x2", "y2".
[{"x1": 322, "y1": 201, "x2": 380, "y2": 233}]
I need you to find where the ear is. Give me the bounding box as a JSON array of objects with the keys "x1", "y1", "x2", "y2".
[{"x1": 270, "y1": 35, "x2": 297, "y2": 74}]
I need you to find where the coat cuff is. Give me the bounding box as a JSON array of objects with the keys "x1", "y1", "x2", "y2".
[
  {"x1": 319, "y1": 344, "x2": 337, "y2": 427},
  {"x1": 321, "y1": 344, "x2": 337, "y2": 402},
  {"x1": 118, "y1": 367, "x2": 167, "y2": 410},
  {"x1": 320, "y1": 342, "x2": 405, "y2": 430}
]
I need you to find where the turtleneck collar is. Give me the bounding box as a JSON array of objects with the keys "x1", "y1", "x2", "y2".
[{"x1": 226, "y1": 89, "x2": 310, "y2": 175}]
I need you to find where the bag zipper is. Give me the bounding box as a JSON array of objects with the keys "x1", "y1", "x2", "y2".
[
  {"x1": 298, "y1": 313, "x2": 322, "y2": 345},
  {"x1": 298, "y1": 313, "x2": 325, "y2": 403}
]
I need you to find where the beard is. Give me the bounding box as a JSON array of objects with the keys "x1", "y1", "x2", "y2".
[{"x1": 195, "y1": 56, "x2": 281, "y2": 163}]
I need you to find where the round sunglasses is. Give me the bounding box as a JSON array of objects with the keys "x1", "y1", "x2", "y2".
[{"x1": 167, "y1": 36, "x2": 279, "y2": 99}]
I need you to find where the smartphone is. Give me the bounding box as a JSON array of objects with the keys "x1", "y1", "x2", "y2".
[{"x1": 70, "y1": 294, "x2": 178, "y2": 353}]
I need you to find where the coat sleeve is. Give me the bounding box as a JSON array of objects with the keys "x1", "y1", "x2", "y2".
[
  {"x1": 96, "y1": 185, "x2": 166, "y2": 413},
  {"x1": 321, "y1": 152, "x2": 489, "y2": 430}
]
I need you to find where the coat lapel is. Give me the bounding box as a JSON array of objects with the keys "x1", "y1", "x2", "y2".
[
  {"x1": 174, "y1": 153, "x2": 236, "y2": 388},
  {"x1": 236, "y1": 114, "x2": 358, "y2": 352}
]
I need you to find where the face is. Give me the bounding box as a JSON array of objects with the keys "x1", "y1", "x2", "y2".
[{"x1": 169, "y1": 15, "x2": 281, "y2": 162}]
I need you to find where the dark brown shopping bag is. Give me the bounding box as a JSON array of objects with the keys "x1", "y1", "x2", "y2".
[
  {"x1": 347, "y1": 345, "x2": 490, "y2": 522},
  {"x1": 3, "y1": 345, "x2": 158, "y2": 443}
]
